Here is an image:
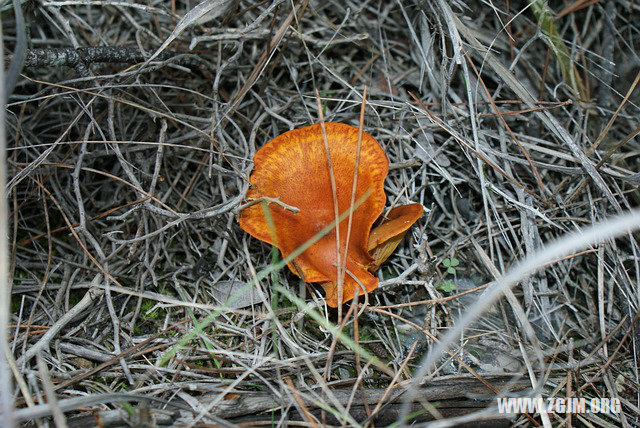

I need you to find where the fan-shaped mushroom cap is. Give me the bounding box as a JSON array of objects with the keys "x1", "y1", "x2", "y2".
[{"x1": 239, "y1": 122, "x2": 389, "y2": 307}]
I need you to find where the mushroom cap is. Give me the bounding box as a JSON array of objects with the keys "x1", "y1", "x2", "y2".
[
  {"x1": 239, "y1": 122, "x2": 389, "y2": 307},
  {"x1": 367, "y1": 203, "x2": 424, "y2": 270}
]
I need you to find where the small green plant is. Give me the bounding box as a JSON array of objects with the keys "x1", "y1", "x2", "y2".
[
  {"x1": 442, "y1": 257, "x2": 459, "y2": 274},
  {"x1": 438, "y1": 279, "x2": 456, "y2": 293},
  {"x1": 270, "y1": 245, "x2": 281, "y2": 356},
  {"x1": 140, "y1": 299, "x2": 160, "y2": 321},
  {"x1": 530, "y1": 0, "x2": 585, "y2": 100},
  {"x1": 437, "y1": 257, "x2": 459, "y2": 293}
]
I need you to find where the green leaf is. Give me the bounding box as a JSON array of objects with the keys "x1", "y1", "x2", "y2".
[
  {"x1": 529, "y1": 0, "x2": 586, "y2": 99},
  {"x1": 436, "y1": 280, "x2": 456, "y2": 293}
]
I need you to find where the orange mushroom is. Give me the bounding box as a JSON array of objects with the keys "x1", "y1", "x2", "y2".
[{"x1": 238, "y1": 122, "x2": 422, "y2": 307}]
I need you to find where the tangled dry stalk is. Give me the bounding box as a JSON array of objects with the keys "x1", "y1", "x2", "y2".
[{"x1": 2, "y1": 0, "x2": 639, "y2": 426}]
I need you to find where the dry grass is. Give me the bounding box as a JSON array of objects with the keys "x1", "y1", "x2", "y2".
[{"x1": 2, "y1": 0, "x2": 640, "y2": 426}]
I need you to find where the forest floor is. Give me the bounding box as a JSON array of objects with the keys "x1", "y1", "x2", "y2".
[{"x1": 3, "y1": 0, "x2": 640, "y2": 426}]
